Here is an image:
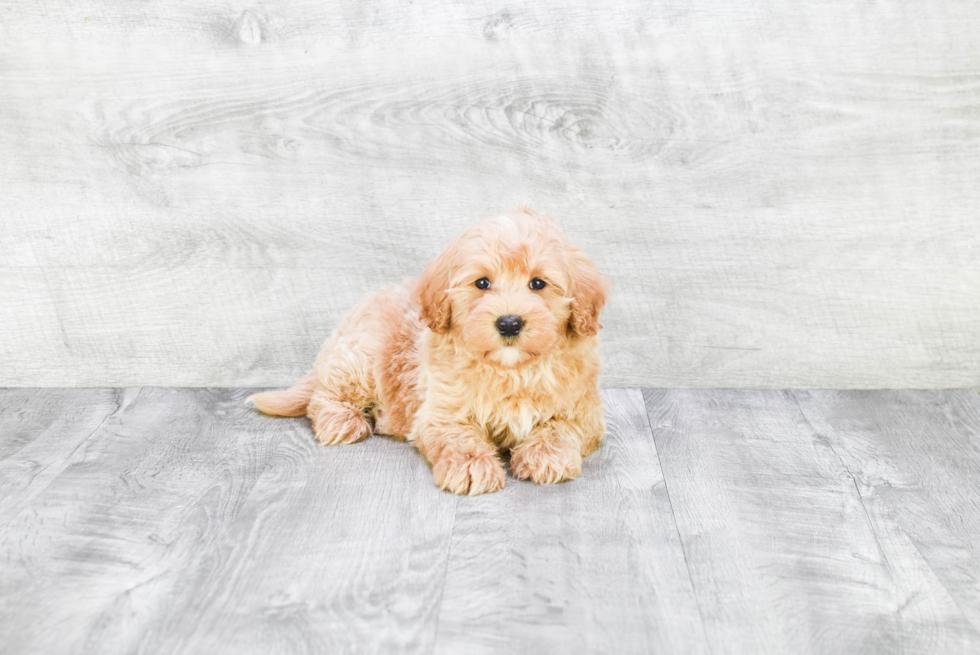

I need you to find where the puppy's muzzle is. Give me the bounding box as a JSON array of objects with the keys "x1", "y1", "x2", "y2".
[{"x1": 495, "y1": 315, "x2": 524, "y2": 338}]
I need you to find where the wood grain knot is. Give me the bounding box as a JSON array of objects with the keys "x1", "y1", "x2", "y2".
[
  {"x1": 483, "y1": 11, "x2": 513, "y2": 41},
  {"x1": 232, "y1": 11, "x2": 262, "y2": 45}
]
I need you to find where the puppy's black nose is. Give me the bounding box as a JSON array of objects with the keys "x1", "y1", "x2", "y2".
[{"x1": 495, "y1": 315, "x2": 524, "y2": 337}]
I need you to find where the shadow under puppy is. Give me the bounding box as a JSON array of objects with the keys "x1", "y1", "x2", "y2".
[{"x1": 251, "y1": 207, "x2": 607, "y2": 495}]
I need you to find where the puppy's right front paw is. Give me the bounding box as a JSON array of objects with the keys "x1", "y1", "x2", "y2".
[{"x1": 432, "y1": 448, "x2": 506, "y2": 496}]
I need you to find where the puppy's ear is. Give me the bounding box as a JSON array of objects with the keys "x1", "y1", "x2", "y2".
[
  {"x1": 412, "y1": 244, "x2": 455, "y2": 334},
  {"x1": 567, "y1": 247, "x2": 607, "y2": 338}
]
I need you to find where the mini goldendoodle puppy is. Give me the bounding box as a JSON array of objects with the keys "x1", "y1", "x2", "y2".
[{"x1": 250, "y1": 207, "x2": 607, "y2": 495}]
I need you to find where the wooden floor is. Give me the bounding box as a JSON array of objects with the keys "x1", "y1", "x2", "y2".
[{"x1": 2, "y1": 389, "x2": 980, "y2": 654}]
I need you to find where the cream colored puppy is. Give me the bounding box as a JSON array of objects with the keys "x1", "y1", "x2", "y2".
[{"x1": 251, "y1": 207, "x2": 607, "y2": 495}]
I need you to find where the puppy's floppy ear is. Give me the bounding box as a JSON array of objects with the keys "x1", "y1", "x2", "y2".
[
  {"x1": 412, "y1": 243, "x2": 456, "y2": 334},
  {"x1": 567, "y1": 246, "x2": 607, "y2": 338}
]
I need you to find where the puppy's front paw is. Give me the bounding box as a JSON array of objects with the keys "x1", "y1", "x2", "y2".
[
  {"x1": 511, "y1": 436, "x2": 582, "y2": 485},
  {"x1": 432, "y1": 447, "x2": 506, "y2": 496}
]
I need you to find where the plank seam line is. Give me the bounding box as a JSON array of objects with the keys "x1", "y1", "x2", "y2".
[
  {"x1": 0, "y1": 395, "x2": 104, "y2": 466},
  {"x1": 790, "y1": 390, "x2": 980, "y2": 641},
  {"x1": 790, "y1": 394, "x2": 895, "y2": 568},
  {"x1": 27, "y1": 388, "x2": 122, "y2": 474},
  {"x1": 425, "y1": 493, "x2": 460, "y2": 655},
  {"x1": 789, "y1": 391, "x2": 917, "y2": 646},
  {"x1": 637, "y1": 389, "x2": 714, "y2": 655},
  {"x1": 0, "y1": 389, "x2": 124, "y2": 519}
]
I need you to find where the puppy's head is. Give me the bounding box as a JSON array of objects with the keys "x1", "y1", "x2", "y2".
[{"x1": 413, "y1": 208, "x2": 607, "y2": 367}]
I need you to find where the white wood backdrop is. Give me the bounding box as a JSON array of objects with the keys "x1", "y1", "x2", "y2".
[{"x1": 2, "y1": 1, "x2": 978, "y2": 388}]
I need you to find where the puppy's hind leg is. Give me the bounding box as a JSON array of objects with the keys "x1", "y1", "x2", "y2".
[
  {"x1": 248, "y1": 368, "x2": 369, "y2": 446},
  {"x1": 308, "y1": 390, "x2": 373, "y2": 446},
  {"x1": 249, "y1": 368, "x2": 369, "y2": 445},
  {"x1": 306, "y1": 335, "x2": 377, "y2": 446}
]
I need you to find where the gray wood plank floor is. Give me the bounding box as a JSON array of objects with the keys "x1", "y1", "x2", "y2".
[{"x1": 2, "y1": 389, "x2": 980, "y2": 654}]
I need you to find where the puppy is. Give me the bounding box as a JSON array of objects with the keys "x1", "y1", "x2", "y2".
[{"x1": 250, "y1": 207, "x2": 607, "y2": 495}]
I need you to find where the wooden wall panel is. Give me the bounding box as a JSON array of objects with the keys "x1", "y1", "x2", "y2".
[{"x1": 2, "y1": 1, "x2": 978, "y2": 386}]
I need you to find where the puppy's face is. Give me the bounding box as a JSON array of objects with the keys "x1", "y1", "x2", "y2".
[{"x1": 413, "y1": 210, "x2": 607, "y2": 367}]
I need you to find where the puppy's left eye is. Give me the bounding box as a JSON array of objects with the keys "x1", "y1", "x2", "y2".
[{"x1": 529, "y1": 278, "x2": 547, "y2": 290}]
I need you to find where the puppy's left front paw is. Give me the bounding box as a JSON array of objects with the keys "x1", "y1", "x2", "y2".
[
  {"x1": 432, "y1": 448, "x2": 506, "y2": 496},
  {"x1": 511, "y1": 437, "x2": 583, "y2": 485}
]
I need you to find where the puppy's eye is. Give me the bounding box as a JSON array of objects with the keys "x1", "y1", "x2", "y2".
[
  {"x1": 529, "y1": 278, "x2": 547, "y2": 290},
  {"x1": 475, "y1": 277, "x2": 491, "y2": 290}
]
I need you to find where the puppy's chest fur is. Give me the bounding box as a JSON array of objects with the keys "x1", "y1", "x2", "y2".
[
  {"x1": 470, "y1": 374, "x2": 559, "y2": 448},
  {"x1": 424, "y1": 339, "x2": 590, "y2": 448}
]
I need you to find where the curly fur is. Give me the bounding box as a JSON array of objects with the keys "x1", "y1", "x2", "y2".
[{"x1": 250, "y1": 207, "x2": 608, "y2": 495}]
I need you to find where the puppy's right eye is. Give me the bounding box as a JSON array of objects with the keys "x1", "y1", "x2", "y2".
[{"x1": 475, "y1": 277, "x2": 491, "y2": 290}]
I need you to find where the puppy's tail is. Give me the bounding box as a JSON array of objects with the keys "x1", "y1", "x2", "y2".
[{"x1": 248, "y1": 371, "x2": 317, "y2": 417}]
